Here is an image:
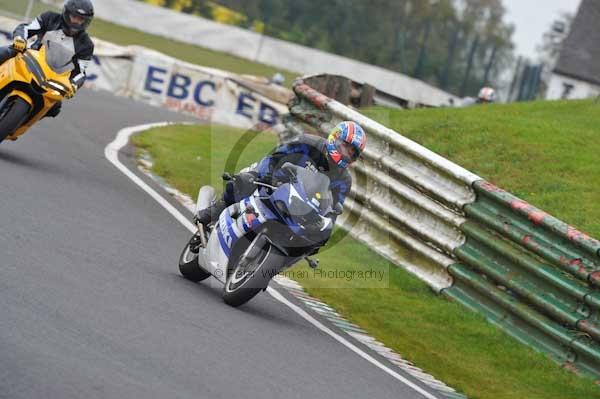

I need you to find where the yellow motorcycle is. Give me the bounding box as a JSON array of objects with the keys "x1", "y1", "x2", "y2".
[{"x1": 0, "y1": 42, "x2": 75, "y2": 142}]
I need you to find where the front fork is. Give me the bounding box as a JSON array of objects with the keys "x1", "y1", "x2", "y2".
[
  {"x1": 196, "y1": 221, "x2": 207, "y2": 248},
  {"x1": 188, "y1": 222, "x2": 208, "y2": 254}
]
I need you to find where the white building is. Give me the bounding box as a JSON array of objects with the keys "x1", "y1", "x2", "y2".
[{"x1": 546, "y1": 0, "x2": 600, "y2": 100}]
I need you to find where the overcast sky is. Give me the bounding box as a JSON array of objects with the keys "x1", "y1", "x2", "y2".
[{"x1": 502, "y1": 0, "x2": 582, "y2": 58}]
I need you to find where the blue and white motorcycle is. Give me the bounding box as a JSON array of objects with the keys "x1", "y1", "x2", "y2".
[{"x1": 178, "y1": 163, "x2": 341, "y2": 307}]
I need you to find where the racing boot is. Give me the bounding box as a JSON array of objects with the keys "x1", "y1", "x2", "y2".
[{"x1": 194, "y1": 198, "x2": 227, "y2": 231}]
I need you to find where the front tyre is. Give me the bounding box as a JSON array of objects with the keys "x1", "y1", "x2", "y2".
[
  {"x1": 0, "y1": 97, "x2": 30, "y2": 143},
  {"x1": 222, "y1": 244, "x2": 284, "y2": 307},
  {"x1": 179, "y1": 234, "x2": 211, "y2": 282}
]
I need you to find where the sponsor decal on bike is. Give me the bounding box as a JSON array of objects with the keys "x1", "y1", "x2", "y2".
[{"x1": 217, "y1": 211, "x2": 234, "y2": 256}]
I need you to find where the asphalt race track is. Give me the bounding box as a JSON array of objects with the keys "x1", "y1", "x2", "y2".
[{"x1": 0, "y1": 90, "x2": 441, "y2": 399}]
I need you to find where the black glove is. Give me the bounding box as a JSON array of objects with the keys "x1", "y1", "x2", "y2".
[
  {"x1": 225, "y1": 172, "x2": 259, "y2": 203},
  {"x1": 238, "y1": 171, "x2": 258, "y2": 184}
]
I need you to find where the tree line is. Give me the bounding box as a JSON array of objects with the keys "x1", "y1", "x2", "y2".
[{"x1": 148, "y1": 0, "x2": 515, "y2": 97}]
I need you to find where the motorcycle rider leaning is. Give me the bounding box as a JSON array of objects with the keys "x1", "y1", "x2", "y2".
[
  {"x1": 0, "y1": 0, "x2": 95, "y2": 118},
  {"x1": 195, "y1": 121, "x2": 368, "y2": 240}
]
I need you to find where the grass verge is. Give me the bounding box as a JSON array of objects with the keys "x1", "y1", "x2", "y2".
[
  {"x1": 132, "y1": 120, "x2": 600, "y2": 399},
  {"x1": 0, "y1": 0, "x2": 298, "y2": 85}
]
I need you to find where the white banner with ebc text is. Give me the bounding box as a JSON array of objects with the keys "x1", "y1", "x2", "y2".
[{"x1": 128, "y1": 49, "x2": 287, "y2": 130}]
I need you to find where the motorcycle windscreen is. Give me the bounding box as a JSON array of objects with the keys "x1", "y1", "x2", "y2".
[
  {"x1": 281, "y1": 166, "x2": 334, "y2": 229},
  {"x1": 293, "y1": 167, "x2": 333, "y2": 215},
  {"x1": 43, "y1": 38, "x2": 75, "y2": 75}
]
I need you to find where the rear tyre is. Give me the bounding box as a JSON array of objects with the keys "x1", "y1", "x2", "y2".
[
  {"x1": 179, "y1": 234, "x2": 211, "y2": 282},
  {"x1": 0, "y1": 97, "x2": 30, "y2": 143},
  {"x1": 222, "y1": 244, "x2": 284, "y2": 307}
]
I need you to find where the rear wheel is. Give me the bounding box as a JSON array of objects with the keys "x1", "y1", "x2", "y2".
[
  {"x1": 178, "y1": 234, "x2": 211, "y2": 282},
  {"x1": 0, "y1": 97, "x2": 30, "y2": 143}
]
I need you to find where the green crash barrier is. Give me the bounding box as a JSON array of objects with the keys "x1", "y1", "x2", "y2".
[
  {"x1": 450, "y1": 180, "x2": 600, "y2": 377},
  {"x1": 471, "y1": 181, "x2": 600, "y2": 273},
  {"x1": 443, "y1": 266, "x2": 600, "y2": 377},
  {"x1": 459, "y1": 222, "x2": 600, "y2": 310}
]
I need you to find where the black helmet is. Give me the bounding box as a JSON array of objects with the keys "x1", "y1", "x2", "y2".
[{"x1": 62, "y1": 0, "x2": 94, "y2": 35}]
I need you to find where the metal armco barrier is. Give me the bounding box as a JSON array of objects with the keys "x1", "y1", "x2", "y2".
[
  {"x1": 287, "y1": 79, "x2": 600, "y2": 378},
  {"x1": 448, "y1": 182, "x2": 600, "y2": 377}
]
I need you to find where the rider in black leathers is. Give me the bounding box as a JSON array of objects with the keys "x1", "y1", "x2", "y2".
[{"x1": 0, "y1": 0, "x2": 94, "y2": 117}]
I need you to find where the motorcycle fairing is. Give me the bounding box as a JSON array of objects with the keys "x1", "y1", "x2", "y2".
[
  {"x1": 216, "y1": 194, "x2": 270, "y2": 257},
  {"x1": 0, "y1": 45, "x2": 72, "y2": 139}
]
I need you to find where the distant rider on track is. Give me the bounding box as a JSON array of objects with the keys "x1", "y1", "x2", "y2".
[{"x1": 0, "y1": 0, "x2": 95, "y2": 118}]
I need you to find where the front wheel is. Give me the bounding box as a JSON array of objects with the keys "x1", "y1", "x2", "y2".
[
  {"x1": 0, "y1": 97, "x2": 31, "y2": 143},
  {"x1": 179, "y1": 234, "x2": 211, "y2": 282},
  {"x1": 222, "y1": 244, "x2": 284, "y2": 307}
]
